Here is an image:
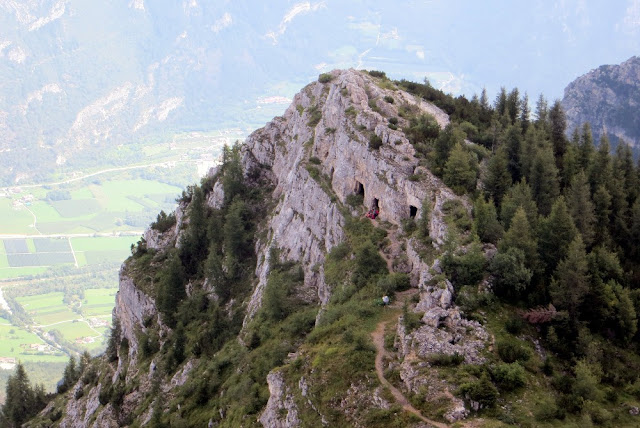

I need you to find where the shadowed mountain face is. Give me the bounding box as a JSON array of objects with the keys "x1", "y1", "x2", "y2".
[{"x1": 562, "y1": 56, "x2": 640, "y2": 153}]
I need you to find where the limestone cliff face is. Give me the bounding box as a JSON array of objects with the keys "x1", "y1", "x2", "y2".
[
  {"x1": 43, "y1": 69, "x2": 485, "y2": 427},
  {"x1": 562, "y1": 55, "x2": 640, "y2": 149},
  {"x1": 241, "y1": 69, "x2": 463, "y2": 324}
]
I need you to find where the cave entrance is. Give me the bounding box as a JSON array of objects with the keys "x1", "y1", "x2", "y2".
[
  {"x1": 372, "y1": 198, "x2": 379, "y2": 210},
  {"x1": 355, "y1": 181, "x2": 364, "y2": 196},
  {"x1": 409, "y1": 205, "x2": 417, "y2": 218}
]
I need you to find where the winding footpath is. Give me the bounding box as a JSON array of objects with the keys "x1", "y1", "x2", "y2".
[{"x1": 370, "y1": 291, "x2": 449, "y2": 428}]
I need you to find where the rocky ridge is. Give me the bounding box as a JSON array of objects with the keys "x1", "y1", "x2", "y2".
[
  {"x1": 562, "y1": 55, "x2": 640, "y2": 149},
  {"x1": 41, "y1": 69, "x2": 488, "y2": 427}
]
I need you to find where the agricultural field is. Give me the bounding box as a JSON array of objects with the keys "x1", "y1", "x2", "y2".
[{"x1": 0, "y1": 130, "x2": 243, "y2": 394}]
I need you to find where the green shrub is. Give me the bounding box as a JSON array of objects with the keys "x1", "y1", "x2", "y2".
[
  {"x1": 459, "y1": 372, "x2": 498, "y2": 409},
  {"x1": 491, "y1": 363, "x2": 525, "y2": 391},
  {"x1": 368, "y1": 70, "x2": 387, "y2": 78},
  {"x1": 307, "y1": 105, "x2": 322, "y2": 127},
  {"x1": 318, "y1": 73, "x2": 333, "y2": 83},
  {"x1": 388, "y1": 117, "x2": 398, "y2": 125},
  {"x1": 534, "y1": 399, "x2": 562, "y2": 422},
  {"x1": 497, "y1": 338, "x2": 531, "y2": 363},
  {"x1": 505, "y1": 318, "x2": 524, "y2": 335},
  {"x1": 309, "y1": 156, "x2": 321, "y2": 165},
  {"x1": 388, "y1": 124, "x2": 398, "y2": 130},
  {"x1": 369, "y1": 135, "x2": 383, "y2": 150},
  {"x1": 402, "y1": 304, "x2": 422, "y2": 333},
  {"x1": 383, "y1": 95, "x2": 394, "y2": 104},
  {"x1": 150, "y1": 210, "x2": 176, "y2": 233},
  {"x1": 376, "y1": 273, "x2": 410, "y2": 295},
  {"x1": 346, "y1": 193, "x2": 364, "y2": 208},
  {"x1": 428, "y1": 352, "x2": 464, "y2": 366}
]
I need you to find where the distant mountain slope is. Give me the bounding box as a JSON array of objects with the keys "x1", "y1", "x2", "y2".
[{"x1": 562, "y1": 56, "x2": 640, "y2": 151}]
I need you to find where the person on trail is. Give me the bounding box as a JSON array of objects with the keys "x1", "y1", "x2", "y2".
[{"x1": 382, "y1": 295, "x2": 390, "y2": 306}]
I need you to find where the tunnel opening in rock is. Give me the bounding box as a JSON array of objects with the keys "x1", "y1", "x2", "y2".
[
  {"x1": 372, "y1": 198, "x2": 379, "y2": 210},
  {"x1": 409, "y1": 205, "x2": 417, "y2": 218},
  {"x1": 355, "y1": 181, "x2": 364, "y2": 196}
]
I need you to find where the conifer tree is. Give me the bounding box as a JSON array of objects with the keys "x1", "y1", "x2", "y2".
[
  {"x1": 593, "y1": 185, "x2": 612, "y2": 247},
  {"x1": 578, "y1": 122, "x2": 594, "y2": 172},
  {"x1": 473, "y1": 196, "x2": 503, "y2": 244},
  {"x1": 499, "y1": 207, "x2": 538, "y2": 271},
  {"x1": 157, "y1": 251, "x2": 186, "y2": 327},
  {"x1": 506, "y1": 88, "x2": 521, "y2": 124},
  {"x1": 538, "y1": 196, "x2": 578, "y2": 276},
  {"x1": 590, "y1": 135, "x2": 613, "y2": 192},
  {"x1": 433, "y1": 123, "x2": 466, "y2": 176},
  {"x1": 223, "y1": 198, "x2": 250, "y2": 280},
  {"x1": 483, "y1": 148, "x2": 511, "y2": 206},
  {"x1": 443, "y1": 143, "x2": 478, "y2": 195},
  {"x1": 2, "y1": 363, "x2": 36, "y2": 427},
  {"x1": 504, "y1": 125, "x2": 523, "y2": 183},
  {"x1": 500, "y1": 179, "x2": 538, "y2": 231},
  {"x1": 530, "y1": 143, "x2": 559, "y2": 216},
  {"x1": 549, "y1": 100, "x2": 567, "y2": 163},
  {"x1": 535, "y1": 94, "x2": 549, "y2": 130},
  {"x1": 550, "y1": 235, "x2": 589, "y2": 324},
  {"x1": 566, "y1": 171, "x2": 595, "y2": 247},
  {"x1": 520, "y1": 92, "x2": 530, "y2": 133},
  {"x1": 179, "y1": 185, "x2": 208, "y2": 277}
]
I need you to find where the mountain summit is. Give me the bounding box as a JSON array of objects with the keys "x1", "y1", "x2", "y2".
[
  {"x1": 30, "y1": 69, "x2": 483, "y2": 427},
  {"x1": 562, "y1": 56, "x2": 640, "y2": 151}
]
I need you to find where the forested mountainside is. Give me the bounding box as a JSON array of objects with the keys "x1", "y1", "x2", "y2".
[
  {"x1": 4, "y1": 69, "x2": 640, "y2": 427},
  {"x1": 562, "y1": 55, "x2": 640, "y2": 155}
]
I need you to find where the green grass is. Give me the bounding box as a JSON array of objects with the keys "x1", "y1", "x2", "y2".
[
  {"x1": 35, "y1": 310, "x2": 79, "y2": 326},
  {"x1": 17, "y1": 292, "x2": 66, "y2": 311},
  {"x1": 50, "y1": 199, "x2": 102, "y2": 217},
  {"x1": 0, "y1": 266, "x2": 48, "y2": 278},
  {"x1": 71, "y1": 187, "x2": 93, "y2": 199},
  {"x1": 84, "y1": 288, "x2": 118, "y2": 306},
  {"x1": 0, "y1": 252, "x2": 8, "y2": 268},
  {"x1": 0, "y1": 324, "x2": 65, "y2": 361},
  {"x1": 71, "y1": 236, "x2": 138, "y2": 252},
  {"x1": 53, "y1": 321, "x2": 97, "y2": 341},
  {"x1": 29, "y1": 201, "x2": 67, "y2": 223},
  {"x1": 26, "y1": 239, "x2": 36, "y2": 253},
  {"x1": 84, "y1": 250, "x2": 130, "y2": 265},
  {"x1": 0, "y1": 200, "x2": 34, "y2": 234}
]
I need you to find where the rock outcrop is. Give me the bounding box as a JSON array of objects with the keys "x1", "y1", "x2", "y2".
[
  {"x1": 43, "y1": 69, "x2": 487, "y2": 428},
  {"x1": 562, "y1": 55, "x2": 640, "y2": 149}
]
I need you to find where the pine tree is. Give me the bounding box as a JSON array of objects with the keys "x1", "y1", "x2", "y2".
[
  {"x1": 499, "y1": 207, "x2": 538, "y2": 270},
  {"x1": 483, "y1": 148, "x2": 511, "y2": 206},
  {"x1": 443, "y1": 143, "x2": 478, "y2": 195},
  {"x1": 222, "y1": 142, "x2": 245, "y2": 206},
  {"x1": 473, "y1": 196, "x2": 503, "y2": 244},
  {"x1": 494, "y1": 87, "x2": 507, "y2": 116},
  {"x1": 490, "y1": 248, "x2": 532, "y2": 300},
  {"x1": 500, "y1": 179, "x2": 538, "y2": 231},
  {"x1": 480, "y1": 87, "x2": 490, "y2": 110},
  {"x1": 535, "y1": 94, "x2": 549, "y2": 130},
  {"x1": 506, "y1": 88, "x2": 521, "y2": 124},
  {"x1": 566, "y1": 171, "x2": 596, "y2": 247},
  {"x1": 590, "y1": 135, "x2": 613, "y2": 192},
  {"x1": 578, "y1": 122, "x2": 594, "y2": 172},
  {"x1": 179, "y1": 186, "x2": 208, "y2": 277},
  {"x1": 593, "y1": 185, "x2": 612, "y2": 247},
  {"x1": 538, "y1": 196, "x2": 578, "y2": 276},
  {"x1": 520, "y1": 92, "x2": 530, "y2": 133},
  {"x1": 433, "y1": 123, "x2": 466, "y2": 176},
  {"x1": 550, "y1": 235, "x2": 589, "y2": 324},
  {"x1": 2, "y1": 363, "x2": 36, "y2": 427},
  {"x1": 504, "y1": 125, "x2": 523, "y2": 183},
  {"x1": 156, "y1": 251, "x2": 186, "y2": 327},
  {"x1": 223, "y1": 198, "x2": 250, "y2": 280},
  {"x1": 530, "y1": 142, "x2": 559, "y2": 216},
  {"x1": 549, "y1": 100, "x2": 567, "y2": 163}
]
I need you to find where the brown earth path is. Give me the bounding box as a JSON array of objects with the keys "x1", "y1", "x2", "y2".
[{"x1": 371, "y1": 289, "x2": 449, "y2": 428}]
